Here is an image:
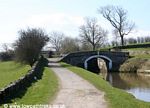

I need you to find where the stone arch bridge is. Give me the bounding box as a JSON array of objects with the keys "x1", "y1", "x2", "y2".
[{"x1": 61, "y1": 51, "x2": 129, "y2": 72}]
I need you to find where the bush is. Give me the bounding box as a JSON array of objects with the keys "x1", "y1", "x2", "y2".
[{"x1": 14, "y1": 28, "x2": 49, "y2": 66}]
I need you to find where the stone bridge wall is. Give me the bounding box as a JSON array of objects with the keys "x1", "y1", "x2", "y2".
[{"x1": 61, "y1": 51, "x2": 129, "y2": 71}]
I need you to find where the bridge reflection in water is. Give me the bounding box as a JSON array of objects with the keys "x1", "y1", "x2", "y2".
[{"x1": 101, "y1": 72, "x2": 150, "y2": 102}]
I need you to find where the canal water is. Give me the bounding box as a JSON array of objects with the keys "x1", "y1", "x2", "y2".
[{"x1": 102, "y1": 73, "x2": 150, "y2": 102}]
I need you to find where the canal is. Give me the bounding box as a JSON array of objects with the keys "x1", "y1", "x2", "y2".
[
  {"x1": 102, "y1": 72, "x2": 150, "y2": 102},
  {"x1": 87, "y1": 57, "x2": 150, "y2": 102}
]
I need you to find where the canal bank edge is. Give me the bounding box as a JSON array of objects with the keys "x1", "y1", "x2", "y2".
[{"x1": 119, "y1": 58, "x2": 150, "y2": 73}]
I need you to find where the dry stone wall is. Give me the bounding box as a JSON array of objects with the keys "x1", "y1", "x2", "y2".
[{"x1": 0, "y1": 56, "x2": 47, "y2": 104}]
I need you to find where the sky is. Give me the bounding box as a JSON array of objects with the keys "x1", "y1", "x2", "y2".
[{"x1": 0, "y1": 0, "x2": 150, "y2": 49}]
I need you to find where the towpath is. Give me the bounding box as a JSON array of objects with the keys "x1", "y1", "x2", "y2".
[{"x1": 48, "y1": 58, "x2": 107, "y2": 108}]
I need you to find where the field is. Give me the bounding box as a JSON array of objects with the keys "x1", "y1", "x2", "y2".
[{"x1": 0, "y1": 61, "x2": 30, "y2": 89}]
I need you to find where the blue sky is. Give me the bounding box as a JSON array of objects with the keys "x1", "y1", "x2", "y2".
[{"x1": 0, "y1": 0, "x2": 150, "y2": 48}]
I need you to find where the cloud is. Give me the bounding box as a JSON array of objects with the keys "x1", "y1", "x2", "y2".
[
  {"x1": 17, "y1": 14, "x2": 150, "y2": 42},
  {"x1": 19, "y1": 13, "x2": 84, "y2": 36}
]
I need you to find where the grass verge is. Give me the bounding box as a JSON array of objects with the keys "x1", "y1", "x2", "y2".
[
  {"x1": 61, "y1": 62, "x2": 150, "y2": 108},
  {"x1": 10, "y1": 67, "x2": 59, "y2": 104},
  {"x1": 124, "y1": 48, "x2": 150, "y2": 51},
  {"x1": 133, "y1": 54, "x2": 150, "y2": 59},
  {"x1": 0, "y1": 61, "x2": 30, "y2": 89}
]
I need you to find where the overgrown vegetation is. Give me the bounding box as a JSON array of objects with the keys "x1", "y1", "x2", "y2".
[{"x1": 61, "y1": 62, "x2": 150, "y2": 108}]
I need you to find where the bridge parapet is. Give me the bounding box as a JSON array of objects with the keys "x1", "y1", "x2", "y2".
[{"x1": 61, "y1": 51, "x2": 129, "y2": 72}]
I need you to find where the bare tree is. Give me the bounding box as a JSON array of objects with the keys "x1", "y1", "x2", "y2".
[
  {"x1": 2, "y1": 43, "x2": 9, "y2": 52},
  {"x1": 49, "y1": 31, "x2": 64, "y2": 55},
  {"x1": 79, "y1": 17, "x2": 107, "y2": 50},
  {"x1": 80, "y1": 41, "x2": 93, "y2": 51},
  {"x1": 99, "y1": 5, "x2": 135, "y2": 46},
  {"x1": 14, "y1": 28, "x2": 49, "y2": 66},
  {"x1": 61, "y1": 37, "x2": 80, "y2": 54}
]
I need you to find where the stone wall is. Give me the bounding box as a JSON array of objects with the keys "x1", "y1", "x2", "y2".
[{"x1": 0, "y1": 56, "x2": 47, "y2": 104}]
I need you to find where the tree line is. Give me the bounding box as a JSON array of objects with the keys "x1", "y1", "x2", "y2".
[
  {"x1": 125, "y1": 36, "x2": 150, "y2": 45},
  {"x1": 111, "y1": 36, "x2": 150, "y2": 46}
]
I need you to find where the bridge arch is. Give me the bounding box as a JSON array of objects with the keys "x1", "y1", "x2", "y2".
[{"x1": 84, "y1": 55, "x2": 112, "y2": 70}]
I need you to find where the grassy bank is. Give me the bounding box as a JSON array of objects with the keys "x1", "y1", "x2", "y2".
[
  {"x1": 11, "y1": 67, "x2": 58, "y2": 104},
  {"x1": 61, "y1": 62, "x2": 150, "y2": 108},
  {"x1": 122, "y1": 47, "x2": 150, "y2": 59},
  {"x1": 133, "y1": 54, "x2": 150, "y2": 59},
  {"x1": 0, "y1": 61, "x2": 59, "y2": 106},
  {"x1": 0, "y1": 61, "x2": 30, "y2": 89},
  {"x1": 119, "y1": 58, "x2": 150, "y2": 72},
  {"x1": 124, "y1": 48, "x2": 150, "y2": 51}
]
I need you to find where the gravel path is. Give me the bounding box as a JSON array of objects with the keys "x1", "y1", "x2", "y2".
[{"x1": 49, "y1": 59, "x2": 107, "y2": 108}]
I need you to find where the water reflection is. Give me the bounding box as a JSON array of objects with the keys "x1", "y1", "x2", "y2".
[{"x1": 101, "y1": 72, "x2": 150, "y2": 102}]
